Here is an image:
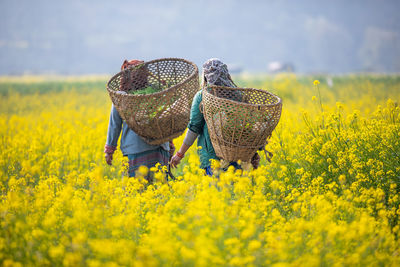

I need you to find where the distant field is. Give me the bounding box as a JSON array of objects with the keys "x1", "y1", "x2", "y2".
[{"x1": 1, "y1": 74, "x2": 399, "y2": 266}]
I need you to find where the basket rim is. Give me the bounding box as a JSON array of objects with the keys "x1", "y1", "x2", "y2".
[
  {"x1": 203, "y1": 85, "x2": 282, "y2": 109},
  {"x1": 106, "y1": 57, "x2": 199, "y2": 99}
]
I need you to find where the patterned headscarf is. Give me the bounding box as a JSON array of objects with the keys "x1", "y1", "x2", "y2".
[{"x1": 202, "y1": 58, "x2": 236, "y2": 87}]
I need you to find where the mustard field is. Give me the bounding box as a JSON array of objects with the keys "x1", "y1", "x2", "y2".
[{"x1": 1, "y1": 74, "x2": 399, "y2": 266}]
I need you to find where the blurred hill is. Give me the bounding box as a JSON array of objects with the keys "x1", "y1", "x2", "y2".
[{"x1": 1, "y1": 0, "x2": 399, "y2": 75}]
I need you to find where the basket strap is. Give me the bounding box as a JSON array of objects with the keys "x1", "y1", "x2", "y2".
[
  {"x1": 263, "y1": 148, "x2": 273, "y2": 163},
  {"x1": 166, "y1": 163, "x2": 176, "y2": 181},
  {"x1": 262, "y1": 138, "x2": 273, "y2": 163}
]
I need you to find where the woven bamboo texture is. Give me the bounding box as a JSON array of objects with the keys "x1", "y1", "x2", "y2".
[
  {"x1": 107, "y1": 58, "x2": 199, "y2": 145},
  {"x1": 202, "y1": 86, "x2": 282, "y2": 162}
]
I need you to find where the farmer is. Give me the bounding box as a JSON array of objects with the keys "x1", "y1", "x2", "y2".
[
  {"x1": 104, "y1": 59, "x2": 175, "y2": 181},
  {"x1": 170, "y1": 58, "x2": 260, "y2": 175}
]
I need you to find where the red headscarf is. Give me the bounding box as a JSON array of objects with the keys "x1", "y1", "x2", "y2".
[
  {"x1": 121, "y1": 59, "x2": 144, "y2": 70},
  {"x1": 119, "y1": 59, "x2": 148, "y2": 91}
]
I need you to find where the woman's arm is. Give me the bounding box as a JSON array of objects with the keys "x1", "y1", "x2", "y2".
[
  {"x1": 170, "y1": 129, "x2": 198, "y2": 168},
  {"x1": 104, "y1": 105, "x2": 123, "y2": 165},
  {"x1": 170, "y1": 92, "x2": 203, "y2": 168}
]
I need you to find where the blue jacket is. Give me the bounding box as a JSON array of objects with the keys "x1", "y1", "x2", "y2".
[{"x1": 106, "y1": 105, "x2": 169, "y2": 156}]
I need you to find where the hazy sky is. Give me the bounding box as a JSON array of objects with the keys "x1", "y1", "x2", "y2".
[{"x1": 1, "y1": 0, "x2": 399, "y2": 74}]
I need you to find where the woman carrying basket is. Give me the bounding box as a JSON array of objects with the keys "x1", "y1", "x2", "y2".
[
  {"x1": 104, "y1": 59, "x2": 175, "y2": 181},
  {"x1": 170, "y1": 58, "x2": 260, "y2": 175}
]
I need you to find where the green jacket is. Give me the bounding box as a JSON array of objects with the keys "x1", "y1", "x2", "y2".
[{"x1": 188, "y1": 91, "x2": 219, "y2": 168}]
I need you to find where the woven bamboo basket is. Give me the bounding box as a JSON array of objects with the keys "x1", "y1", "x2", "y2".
[
  {"x1": 202, "y1": 86, "x2": 282, "y2": 162},
  {"x1": 107, "y1": 58, "x2": 199, "y2": 145}
]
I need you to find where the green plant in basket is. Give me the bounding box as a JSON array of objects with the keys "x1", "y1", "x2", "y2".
[{"x1": 130, "y1": 85, "x2": 159, "y2": 95}]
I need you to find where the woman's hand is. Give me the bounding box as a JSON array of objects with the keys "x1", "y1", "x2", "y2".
[
  {"x1": 170, "y1": 153, "x2": 183, "y2": 168},
  {"x1": 251, "y1": 152, "x2": 260, "y2": 169},
  {"x1": 105, "y1": 153, "x2": 113, "y2": 165},
  {"x1": 170, "y1": 143, "x2": 190, "y2": 168}
]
